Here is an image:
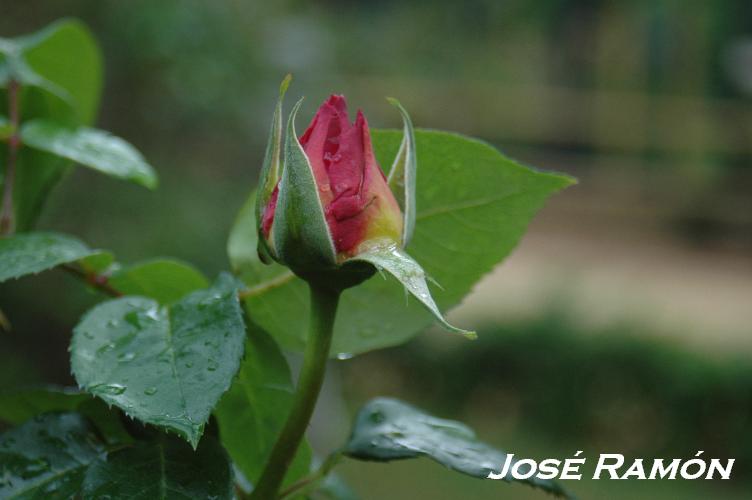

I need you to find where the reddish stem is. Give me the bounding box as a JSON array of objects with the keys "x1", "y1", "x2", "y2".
[
  {"x1": 1, "y1": 80, "x2": 21, "y2": 235},
  {"x1": 61, "y1": 264, "x2": 123, "y2": 298}
]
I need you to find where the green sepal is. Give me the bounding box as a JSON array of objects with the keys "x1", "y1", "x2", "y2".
[
  {"x1": 256, "y1": 74, "x2": 291, "y2": 264},
  {"x1": 272, "y1": 98, "x2": 337, "y2": 276},
  {"x1": 349, "y1": 241, "x2": 475, "y2": 338},
  {"x1": 386, "y1": 98, "x2": 417, "y2": 246}
]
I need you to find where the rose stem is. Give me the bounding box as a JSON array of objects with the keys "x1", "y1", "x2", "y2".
[{"x1": 250, "y1": 284, "x2": 340, "y2": 499}]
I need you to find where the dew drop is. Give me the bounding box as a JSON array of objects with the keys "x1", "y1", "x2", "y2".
[
  {"x1": 22, "y1": 457, "x2": 50, "y2": 478},
  {"x1": 117, "y1": 352, "x2": 136, "y2": 362},
  {"x1": 207, "y1": 359, "x2": 219, "y2": 371},
  {"x1": 198, "y1": 294, "x2": 222, "y2": 309},
  {"x1": 336, "y1": 352, "x2": 354, "y2": 360},
  {"x1": 98, "y1": 383, "x2": 127, "y2": 395},
  {"x1": 97, "y1": 342, "x2": 116, "y2": 354},
  {"x1": 144, "y1": 387, "x2": 158, "y2": 396},
  {"x1": 144, "y1": 308, "x2": 160, "y2": 321}
]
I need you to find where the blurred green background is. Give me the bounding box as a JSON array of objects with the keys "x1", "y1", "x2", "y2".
[{"x1": 1, "y1": 1, "x2": 751, "y2": 498}]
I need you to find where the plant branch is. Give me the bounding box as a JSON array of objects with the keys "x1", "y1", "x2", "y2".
[
  {"x1": 1, "y1": 79, "x2": 21, "y2": 235},
  {"x1": 250, "y1": 284, "x2": 340, "y2": 499},
  {"x1": 278, "y1": 450, "x2": 344, "y2": 499},
  {"x1": 61, "y1": 263, "x2": 123, "y2": 298},
  {"x1": 237, "y1": 271, "x2": 294, "y2": 300}
]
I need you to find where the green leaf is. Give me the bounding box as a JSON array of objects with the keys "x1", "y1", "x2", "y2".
[
  {"x1": 1, "y1": 19, "x2": 102, "y2": 125},
  {"x1": 0, "y1": 412, "x2": 105, "y2": 499},
  {"x1": 344, "y1": 398, "x2": 571, "y2": 498},
  {"x1": 0, "y1": 387, "x2": 131, "y2": 446},
  {"x1": 109, "y1": 258, "x2": 209, "y2": 305},
  {"x1": 0, "y1": 414, "x2": 231, "y2": 499},
  {"x1": 215, "y1": 326, "x2": 311, "y2": 488},
  {"x1": 81, "y1": 435, "x2": 234, "y2": 500},
  {"x1": 77, "y1": 251, "x2": 115, "y2": 275},
  {"x1": 70, "y1": 274, "x2": 246, "y2": 448},
  {"x1": 1, "y1": 19, "x2": 104, "y2": 230},
  {"x1": 18, "y1": 18, "x2": 102, "y2": 125},
  {"x1": 0, "y1": 231, "x2": 101, "y2": 283},
  {"x1": 350, "y1": 243, "x2": 475, "y2": 338},
  {"x1": 0, "y1": 387, "x2": 89, "y2": 425},
  {"x1": 0, "y1": 115, "x2": 11, "y2": 139},
  {"x1": 229, "y1": 130, "x2": 574, "y2": 355},
  {"x1": 21, "y1": 119, "x2": 158, "y2": 189},
  {"x1": 8, "y1": 148, "x2": 71, "y2": 232},
  {"x1": 0, "y1": 44, "x2": 74, "y2": 123}
]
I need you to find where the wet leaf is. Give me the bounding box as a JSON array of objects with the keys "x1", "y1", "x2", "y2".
[
  {"x1": 350, "y1": 243, "x2": 474, "y2": 338},
  {"x1": 0, "y1": 413, "x2": 233, "y2": 499},
  {"x1": 109, "y1": 258, "x2": 208, "y2": 304},
  {"x1": 345, "y1": 398, "x2": 571, "y2": 498},
  {"x1": 0, "y1": 387, "x2": 89, "y2": 425},
  {"x1": 0, "y1": 412, "x2": 104, "y2": 499},
  {"x1": 0, "y1": 387, "x2": 131, "y2": 445},
  {"x1": 0, "y1": 231, "x2": 102, "y2": 283},
  {"x1": 70, "y1": 274, "x2": 246, "y2": 448},
  {"x1": 82, "y1": 435, "x2": 233, "y2": 500},
  {"x1": 21, "y1": 119, "x2": 158, "y2": 189}
]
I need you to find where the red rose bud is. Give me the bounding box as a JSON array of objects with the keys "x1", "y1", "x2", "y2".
[
  {"x1": 259, "y1": 95, "x2": 404, "y2": 269},
  {"x1": 297, "y1": 95, "x2": 403, "y2": 255},
  {"x1": 255, "y1": 80, "x2": 474, "y2": 337}
]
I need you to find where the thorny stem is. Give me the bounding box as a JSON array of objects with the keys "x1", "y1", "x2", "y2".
[
  {"x1": 1, "y1": 80, "x2": 21, "y2": 235},
  {"x1": 250, "y1": 284, "x2": 340, "y2": 499}
]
